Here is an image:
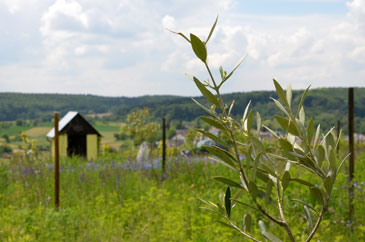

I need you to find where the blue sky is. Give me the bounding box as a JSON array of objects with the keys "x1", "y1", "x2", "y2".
[{"x1": 0, "y1": 0, "x2": 364, "y2": 96}]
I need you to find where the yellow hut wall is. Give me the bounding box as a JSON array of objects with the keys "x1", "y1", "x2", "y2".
[
  {"x1": 51, "y1": 134, "x2": 68, "y2": 158},
  {"x1": 87, "y1": 134, "x2": 98, "y2": 161}
]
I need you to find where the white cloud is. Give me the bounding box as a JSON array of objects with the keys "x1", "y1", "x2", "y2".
[
  {"x1": 162, "y1": 15, "x2": 176, "y2": 30},
  {"x1": 0, "y1": 0, "x2": 364, "y2": 96}
]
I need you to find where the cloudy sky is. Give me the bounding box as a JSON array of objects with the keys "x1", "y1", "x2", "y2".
[{"x1": 0, "y1": 0, "x2": 364, "y2": 97}]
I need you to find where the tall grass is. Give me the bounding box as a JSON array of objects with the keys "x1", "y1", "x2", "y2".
[{"x1": 0, "y1": 151, "x2": 364, "y2": 241}]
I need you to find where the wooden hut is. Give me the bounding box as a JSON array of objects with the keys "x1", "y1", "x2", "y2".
[{"x1": 46, "y1": 111, "x2": 101, "y2": 160}]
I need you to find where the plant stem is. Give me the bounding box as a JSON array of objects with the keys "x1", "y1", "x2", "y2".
[
  {"x1": 229, "y1": 128, "x2": 284, "y2": 228},
  {"x1": 205, "y1": 62, "x2": 225, "y2": 111},
  {"x1": 305, "y1": 201, "x2": 327, "y2": 242},
  {"x1": 229, "y1": 129, "x2": 249, "y2": 187},
  {"x1": 226, "y1": 217, "x2": 261, "y2": 242}
]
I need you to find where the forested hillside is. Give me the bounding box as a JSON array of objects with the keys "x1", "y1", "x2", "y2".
[{"x1": 1, "y1": 88, "x2": 364, "y2": 133}]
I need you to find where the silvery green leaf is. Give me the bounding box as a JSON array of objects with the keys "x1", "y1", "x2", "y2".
[
  {"x1": 228, "y1": 100, "x2": 235, "y2": 116},
  {"x1": 286, "y1": 82, "x2": 292, "y2": 108},
  {"x1": 247, "y1": 110, "x2": 253, "y2": 133},
  {"x1": 265, "y1": 179, "x2": 274, "y2": 204},
  {"x1": 248, "y1": 181, "x2": 258, "y2": 200},
  {"x1": 334, "y1": 129, "x2": 342, "y2": 150},
  {"x1": 299, "y1": 106, "x2": 305, "y2": 125},
  {"x1": 329, "y1": 147, "x2": 336, "y2": 172},
  {"x1": 243, "y1": 214, "x2": 252, "y2": 233},
  {"x1": 242, "y1": 100, "x2": 251, "y2": 122},
  {"x1": 263, "y1": 125, "x2": 279, "y2": 138},
  {"x1": 307, "y1": 118, "x2": 315, "y2": 144},
  {"x1": 289, "y1": 178, "x2": 314, "y2": 187},
  {"x1": 317, "y1": 145, "x2": 325, "y2": 167},
  {"x1": 285, "y1": 162, "x2": 291, "y2": 172},
  {"x1": 310, "y1": 187, "x2": 324, "y2": 206},
  {"x1": 258, "y1": 220, "x2": 267, "y2": 233},
  {"x1": 252, "y1": 152, "x2": 262, "y2": 182},
  {"x1": 273, "y1": 79, "x2": 289, "y2": 108},
  {"x1": 167, "y1": 29, "x2": 191, "y2": 43},
  {"x1": 195, "y1": 129, "x2": 228, "y2": 148},
  {"x1": 324, "y1": 171, "x2": 333, "y2": 194},
  {"x1": 259, "y1": 220, "x2": 283, "y2": 242},
  {"x1": 268, "y1": 174, "x2": 278, "y2": 184},
  {"x1": 204, "y1": 145, "x2": 237, "y2": 168},
  {"x1": 282, "y1": 171, "x2": 291, "y2": 191},
  {"x1": 200, "y1": 116, "x2": 226, "y2": 130},
  {"x1": 213, "y1": 176, "x2": 243, "y2": 189},
  {"x1": 190, "y1": 34, "x2": 207, "y2": 62},
  {"x1": 337, "y1": 152, "x2": 350, "y2": 172},
  {"x1": 206, "y1": 15, "x2": 218, "y2": 44},
  {"x1": 287, "y1": 133, "x2": 296, "y2": 145},
  {"x1": 199, "y1": 198, "x2": 218, "y2": 209},
  {"x1": 271, "y1": 98, "x2": 289, "y2": 117},
  {"x1": 275, "y1": 116, "x2": 300, "y2": 136},
  {"x1": 250, "y1": 136, "x2": 265, "y2": 154},
  {"x1": 304, "y1": 205, "x2": 313, "y2": 233},
  {"x1": 256, "y1": 112, "x2": 261, "y2": 133},
  {"x1": 291, "y1": 198, "x2": 318, "y2": 214},
  {"x1": 297, "y1": 85, "x2": 311, "y2": 116},
  {"x1": 193, "y1": 77, "x2": 220, "y2": 108},
  {"x1": 325, "y1": 129, "x2": 336, "y2": 149},
  {"x1": 226, "y1": 54, "x2": 247, "y2": 81},
  {"x1": 279, "y1": 138, "x2": 293, "y2": 152},
  {"x1": 219, "y1": 66, "x2": 224, "y2": 81},
  {"x1": 209, "y1": 157, "x2": 237, "y2": 172},
  {"x1": 192, "y1": 98, "x2": 215, "y2": 117},
  {"x1": 313, "y1": 124, "x2": 321, "y2": 148}
]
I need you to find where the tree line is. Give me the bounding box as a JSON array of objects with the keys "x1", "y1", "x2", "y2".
[{"x1": 0, "y1": 87, "x2": 364, "y2": 134}]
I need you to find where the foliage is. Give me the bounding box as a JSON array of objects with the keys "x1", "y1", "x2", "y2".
[
  {"x1": 2, "y1": 134, "x2": 10, "y2": 143},
  {"x1": 119, "y1": 108, "x2": 159, "y2": 146},
  {"x1": 0, "y1": 145, "x2": 12, "y2": 156},
  {"x1": 171, "y1": 17, "x2": 349, "y2": 241},
  {"x1": 1, "y1": 89, "x2": 365, "y2": 135}
]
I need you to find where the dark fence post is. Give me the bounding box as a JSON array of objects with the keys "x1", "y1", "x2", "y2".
[
  {"x1": 162, "y1": 117, "x2": 166, "y2": 179},
  {"x1": 348, "y1": 88, "x2": 355, "y2": 230},
  {"x1": 54, "y1": 112, "x2": 60, "y2": 210}
]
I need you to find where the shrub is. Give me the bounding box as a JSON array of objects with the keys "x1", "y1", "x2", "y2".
[{"x1": 171, "y1": 16, "x2": 348, "y2": 241}]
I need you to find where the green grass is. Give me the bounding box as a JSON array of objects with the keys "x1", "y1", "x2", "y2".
[
  {"x1": 0, "y1": 147, "x2": 365, "y2": 241},
  {"x1": 0, "y1": 125, "x2": 33, "y2": 137},
  {"x1": 94, "y1": 121, "x2": 120, "y2": 132}
]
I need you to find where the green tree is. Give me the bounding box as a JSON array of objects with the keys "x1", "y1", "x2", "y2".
[
  {"x1": 120, "y1": 108, "x2": 159, "y2": 146},
  {"x1": 2, "y1": 134, "x2": 10, "y2": 143}
]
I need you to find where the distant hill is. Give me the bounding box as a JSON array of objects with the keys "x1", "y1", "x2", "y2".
[{"x1": 0, "y1": 87, "x2": 364, "y2": 134}]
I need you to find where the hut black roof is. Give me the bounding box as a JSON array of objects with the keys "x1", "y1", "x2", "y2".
[{"x1": 46, "y1": 111, "x2": 101, "y2": 138}]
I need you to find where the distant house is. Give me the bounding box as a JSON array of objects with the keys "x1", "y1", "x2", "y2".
[{"x1": 46, "y1": 111, "x2": 101, "y2": 160}]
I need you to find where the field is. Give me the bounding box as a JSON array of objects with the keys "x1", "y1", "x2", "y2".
[
  {"x1": 0, "y1": 121, "x2": 124, "y2": 153},
  {"x1": 1, "y1": 120, "x2": 365, "y2": 241},
  {"x1": 0, "y1": 148, "x2": 364, "y2": 241}
]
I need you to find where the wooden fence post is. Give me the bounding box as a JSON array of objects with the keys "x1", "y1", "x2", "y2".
[
  {"x1": 162, "y1": 117, "x2": 166, "y2": 179},
  {"x1": 54, "y1": 112, "x2": 60, "y2": 210},
  {"x1": 348, "y1": 88, "x2": 355, "y2": 230}
]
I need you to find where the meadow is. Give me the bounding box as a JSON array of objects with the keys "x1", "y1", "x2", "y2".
[{"x1": 0, "y1": 145, "x2": 364, "y2": 241}]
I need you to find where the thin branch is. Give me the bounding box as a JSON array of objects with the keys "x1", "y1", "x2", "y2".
[
  {"x1": 205, "y1": 62, "x2": 225, "y2": 111},
  {"x1": 225, "y1": 217, "x2": 262, "y2": 242},
  {"x1": 276, "y1": 179, "x2": 296, "y2": 242},
  {"x1": 305, "y1": 200, "x2": 327, "y2": 242},
  {"x1": 255, "y1": 202, "x2": 283, "y2": 226}
]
